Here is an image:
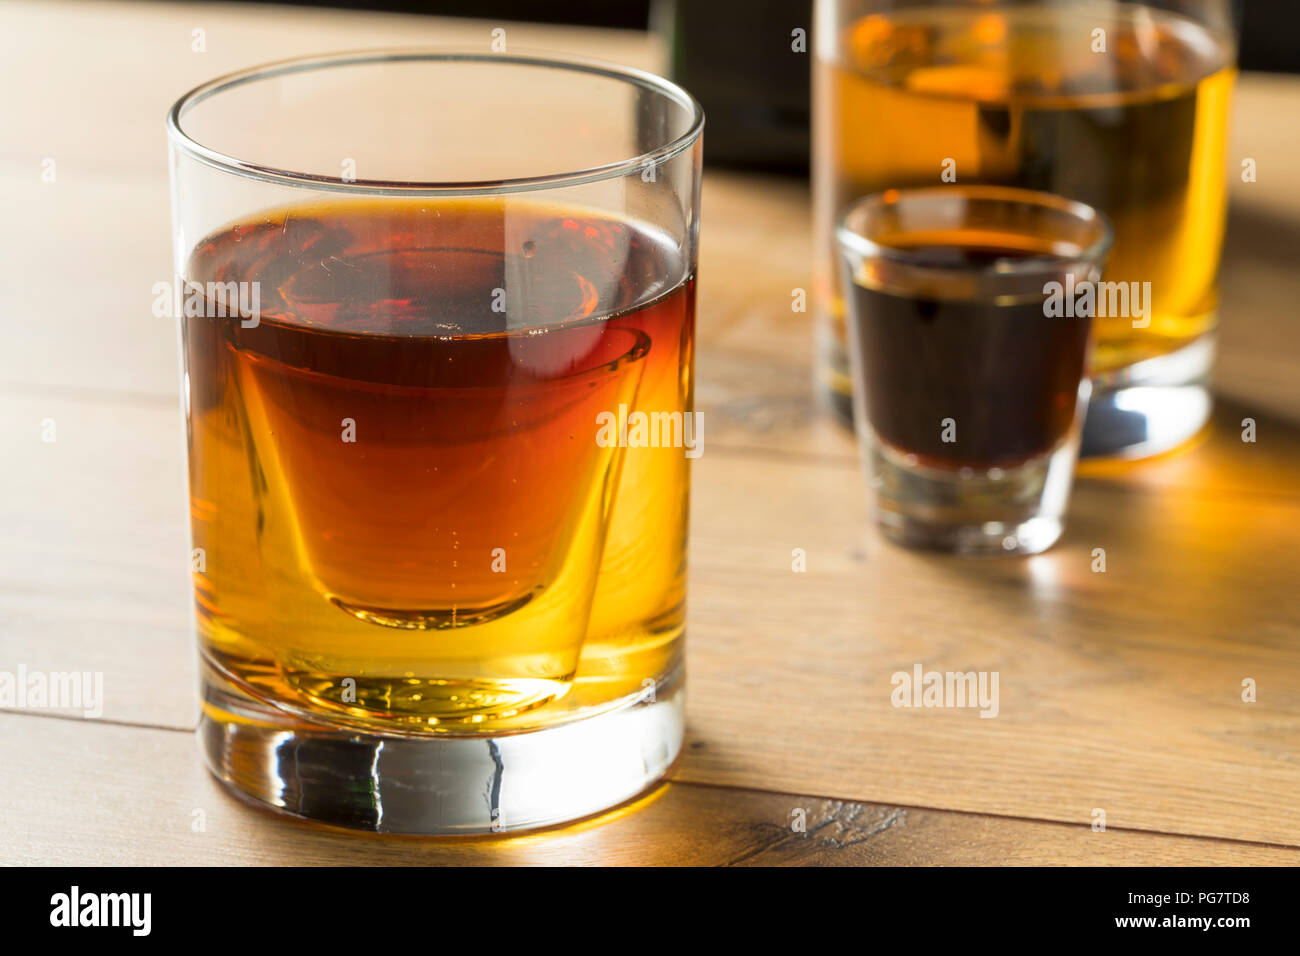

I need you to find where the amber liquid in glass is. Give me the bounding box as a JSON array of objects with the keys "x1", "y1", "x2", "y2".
[
  {"x1": 815, "y1": 2, "x2": 1234, "y2": 417},
  {"x1": 183, "y1": 198, "x2": 693, "y2": 733}
]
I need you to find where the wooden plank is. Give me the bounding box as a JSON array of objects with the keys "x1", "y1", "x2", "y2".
[
  {"x1": 0, "y1": 392, "x2": 195, "y2": 729},
  {"x1": 680, "y1": 453, "x2": 1300, "y2": 846},
  {"x1": 4, "y1": 391, "x2": 1299, "y2": 846},
  {"x1": 1213, "y1": 204, "x2": 1300, "y2": 421},
  {"x1": 0, "y1": 0, "x2": 660, "y2": 173},
  {"x1": 2, "y1": 713, "x2": 1294, "y2": 865},
  {"x1": 1226, "y1": 72, "x2": 1300, "y2": 222},
  {"x1": 0, "y1": 169, "x2": 180, "y2": 399}
]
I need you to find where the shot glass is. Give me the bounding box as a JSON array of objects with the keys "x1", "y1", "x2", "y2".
[{"x1": 836, "y1": 186, "x2": 1112, "y2": 555}]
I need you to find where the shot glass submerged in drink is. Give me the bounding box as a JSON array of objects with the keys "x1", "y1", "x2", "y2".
[{"x1": 168, "y1": 52, "x2": 703, "y2": 834}]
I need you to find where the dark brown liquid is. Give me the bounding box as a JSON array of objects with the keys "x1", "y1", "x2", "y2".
[{"x1": 848, "y1": 244, "x2": 1090, "y2": 467}]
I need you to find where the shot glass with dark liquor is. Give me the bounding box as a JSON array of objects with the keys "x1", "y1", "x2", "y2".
[
  {"x1": 836, "y1": 186, "x2": 1111, "y2": 555},
  {"x1": 167, "y1": 52, "x2": 702, "y2": 834}
]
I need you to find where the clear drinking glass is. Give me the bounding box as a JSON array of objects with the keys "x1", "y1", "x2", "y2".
[
  {"x1": 814, "y1": 0, "x2": 1237, "y2": 458},
  {"x1": 837, "y1": 186, "x2": 1111, "y2": 554},
  {"x1": 167, "y1": 51, "x2": 703, "y2": 833}
]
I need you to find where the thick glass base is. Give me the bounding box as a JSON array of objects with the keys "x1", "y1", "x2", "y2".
[
  {"x1": 866, "y1": 427, "x2": 1081, "y2": 557},
  {"x1": 198, "y1": 660, "x2": 684, "y2": 834},
  {"x1": 877, "y1": 509, "x2": 1065, "y2": 556},
  {"x1": 1082, "y1": 334, "x2": 1213, "y2": 459}
]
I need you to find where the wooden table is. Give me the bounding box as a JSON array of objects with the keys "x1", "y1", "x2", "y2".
[{"x1": 2, "y1": 1, "x2": 1297, "y2": 865}]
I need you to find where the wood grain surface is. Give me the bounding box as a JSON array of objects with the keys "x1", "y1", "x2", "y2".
[
  {"x1": 6, "y1": 713, "x2": 1295, "y2": 866},
  {"x1": 0, "y1": 0, "x2": 1297, "y2": 865}
]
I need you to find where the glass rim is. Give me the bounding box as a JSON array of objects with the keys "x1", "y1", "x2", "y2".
[
  {"x1": 166, "y1": 48, "x2": 705, "y2": 196},
  {"x1": 836, "y1": 185, "x2": 1114, "y2": 276}
]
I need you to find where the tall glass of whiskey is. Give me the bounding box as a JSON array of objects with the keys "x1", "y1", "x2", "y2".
[
  {"x1": 837, "y1": 186, "x2": 1111, "y2": 554},
  {"x1": 814, "y1": 0, "x2": 1237, "y2": 458},
  {"x1": 167, "y1": 52, "x2": 703, "y2": 833}
]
